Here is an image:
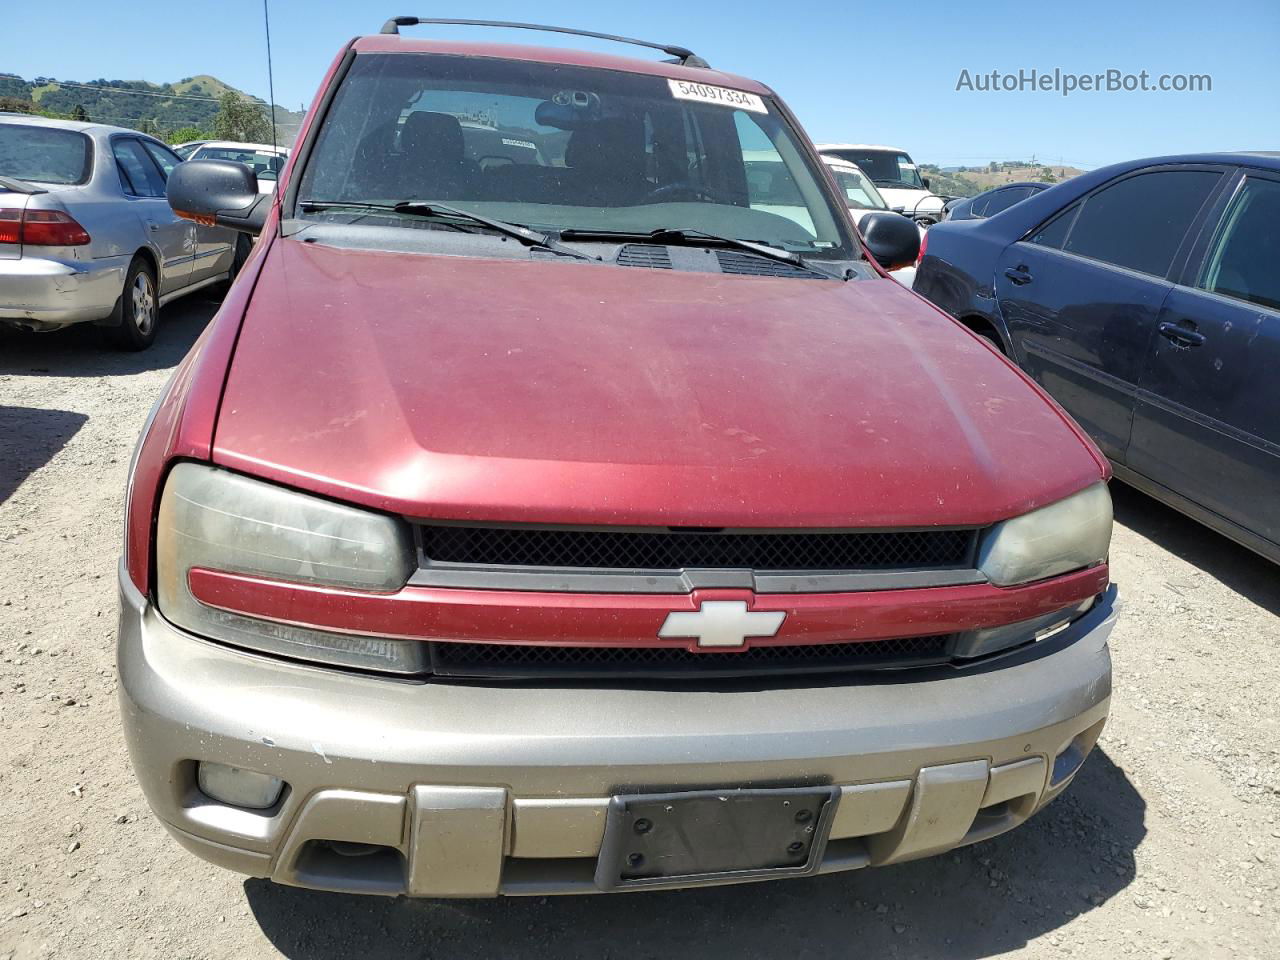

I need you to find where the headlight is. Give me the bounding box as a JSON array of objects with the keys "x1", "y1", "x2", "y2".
[
  {"x1": 156, "y1": 462, "x2": 422, "y2": 673},
  {"x1": 978, "y1": 483, "x2": 1112, "y2": 587}
]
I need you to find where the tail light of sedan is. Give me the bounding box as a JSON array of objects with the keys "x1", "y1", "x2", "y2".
[{"x1": 0, "y1": 207, "x2": 91, "y2": 246}]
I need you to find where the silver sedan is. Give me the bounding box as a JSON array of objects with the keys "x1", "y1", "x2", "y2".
[{"x1": 0, "y1": 115, "x2": 245, "y2": 350}]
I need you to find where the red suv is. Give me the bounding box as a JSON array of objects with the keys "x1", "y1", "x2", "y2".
[{"x1": 119, "y1": 18, "x2": 1116, "y2": 897}]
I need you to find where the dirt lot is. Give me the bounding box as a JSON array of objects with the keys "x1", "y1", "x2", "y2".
[{"x1": 2, "y1": 301, "x2": 1278, "y2": 960}]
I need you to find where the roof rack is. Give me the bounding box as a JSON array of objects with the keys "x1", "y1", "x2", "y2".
[{"x1": 378, "y1": 17, "x2": 710, "y2": 68}]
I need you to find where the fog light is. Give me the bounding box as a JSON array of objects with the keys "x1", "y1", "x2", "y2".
[
  {"x1": 953, "y1": 599, "x2": 1094, "y2": 659},
  {"x1": 197, "y1": 762, "x2": 284, "y2": 810}
]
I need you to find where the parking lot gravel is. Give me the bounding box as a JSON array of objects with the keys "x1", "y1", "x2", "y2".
[{"x1": 2, "y1": 301, "x2": 1278, "y2": 959}]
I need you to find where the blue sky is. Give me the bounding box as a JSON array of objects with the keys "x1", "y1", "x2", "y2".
[{"x1": 7, "y1": 0, "x2": 1277, "y2": 169}]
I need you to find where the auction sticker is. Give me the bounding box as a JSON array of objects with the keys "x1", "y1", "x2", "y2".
[{"x1": 667, "y1": 78, "x2": 767, "y2": 114}]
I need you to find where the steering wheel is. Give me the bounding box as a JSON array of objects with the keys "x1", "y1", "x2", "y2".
[{"x1": 643, "y1": 181, "x2": 739, "y2": 205}]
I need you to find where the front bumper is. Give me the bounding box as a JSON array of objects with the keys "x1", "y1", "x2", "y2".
[
  {"x1": 0, "y1": 253, "x2": 129, "y2": 329},
  {"x1": 117, "y1": 566, "x2": 1114, "y2": 897}
]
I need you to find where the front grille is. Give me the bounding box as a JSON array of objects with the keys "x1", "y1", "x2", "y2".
[
  {"x1": 430, "y1": 634, "x2": 953, "y2": 680},
  {"x1": 420, "y1": 526, "x2": 975, "y2": 572}
]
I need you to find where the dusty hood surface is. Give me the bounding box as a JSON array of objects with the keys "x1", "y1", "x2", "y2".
[{"x1": 213, "y1": 238, "x2": 1102, "y2": 528}]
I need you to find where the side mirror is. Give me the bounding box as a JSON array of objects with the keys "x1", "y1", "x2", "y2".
[
  {"x1": 858, "y1": 210, "x2": 921, "y2": 271},
  {"x1": 167, "y1": 159, "x2": 269, "y2": 235},
  {"x1": 921, "y1": 176, "x2": 931, "y2": 189}
]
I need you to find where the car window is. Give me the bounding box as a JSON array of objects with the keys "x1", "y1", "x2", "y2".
[
  {"x1": 0, "y1": 123, "x2": 93, "y2": 185},
  {"x1": 1060, "y1": 170, "x2": 1221, "y2": 277},
  {"x1": 969, "y1": 193, "x2": 993, "y2": 217},
  {"x1": 113, "y1": 138, "x2": 167, "y2": 198},
  {"x1": 1028, "y1": 202, "x2": 1080, "y2": 249},
  {"x1": 197, "y1": 147, "x2": 285, "y2": 181},
  {"x1": 140, "y1": 141, "x2": 181, "y2": 180},
  {"x1": 1198, "y1": 176, "x2": 1280, "y2": 311},
  {"x1": 829, "y1": 167, "x2": 886, "y2": 210},
  {"x1": 822, "y1": 149, "x2": 924, "y2": 190},
  {"x1": 984, "y1": 187, "x2": 1032, "y2": 217},
  {"x1": 296, "y1": 52, "x2": 855, "y2": 258}
]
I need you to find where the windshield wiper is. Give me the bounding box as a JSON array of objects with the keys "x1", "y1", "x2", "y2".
[
  {"x1": 0, "y1": 175, "x2": 47, "y2": 195},
  {"x1": 298, "y1": 200, "x2": 597, "y2": 262},
  {"x1": 558, "y1": 227, "x2": 844, "y2": 280}
]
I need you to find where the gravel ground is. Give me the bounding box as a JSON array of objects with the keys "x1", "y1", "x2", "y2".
[{"x1": 2, "y1": 300, "x2": 1278, "y2": 959}]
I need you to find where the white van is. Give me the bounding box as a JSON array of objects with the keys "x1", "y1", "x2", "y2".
[{"x1": 816, "y1": 143, "x2": 945, "y2": 223}]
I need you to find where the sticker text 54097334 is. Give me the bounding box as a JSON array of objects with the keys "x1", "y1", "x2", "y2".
[{"x1": 667, "y1": 79, "x2": 767, "y2": 114}]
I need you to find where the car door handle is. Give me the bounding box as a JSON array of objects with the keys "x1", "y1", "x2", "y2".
[
  {"x1": 1004, "y1": 265, "x2": 1032, "y2": 285},
  {"x1": 1158, "y1": 321, "x2": 1205, "y2": 347}
]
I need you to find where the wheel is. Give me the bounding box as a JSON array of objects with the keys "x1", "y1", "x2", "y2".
[{"x1": 104, "y1": 257, "x2": 159, "y2": 351}]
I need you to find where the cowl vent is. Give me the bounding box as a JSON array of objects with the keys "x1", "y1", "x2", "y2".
[
  {"x1": 615, "y1": 244, "x2": 674, "y2": 269},
  {"x1": 716, "y1": 250, "x2": 826, "y2": 279}
]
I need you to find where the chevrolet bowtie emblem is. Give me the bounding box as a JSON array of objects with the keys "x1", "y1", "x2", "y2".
[{"x1": 658, "y1": 600, "x2": 786, "y2": 649}]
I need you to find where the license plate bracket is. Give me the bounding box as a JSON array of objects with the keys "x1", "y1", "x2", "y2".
[{"x1": 594, "y1": 786, "x2": 839, "y2": 891}]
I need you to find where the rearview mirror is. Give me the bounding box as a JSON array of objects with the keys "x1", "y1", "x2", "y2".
[
  {"x1": 921, "y1": 176, "x2": 931, "y2": 189},
  {"x1": 167, "y1": 159, "x2": 269, "y2": 235},
  {"x1": 857, "y1": 211, "x2": 921, "y2": 271}
]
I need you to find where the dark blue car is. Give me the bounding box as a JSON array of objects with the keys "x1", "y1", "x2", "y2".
[
  {"x1": 914, "y1": 152, "x2": 1280, "y2": 563},
  {"x1": 943, "y1": 181, "x2": 1050, "y2": 222}
]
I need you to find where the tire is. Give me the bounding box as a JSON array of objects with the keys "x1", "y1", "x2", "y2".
[
  {"x1": 208, "y1": 234, "x2": 252, "y2": 300},
  {"x1": 232, "y1": 233, "x2": 252, "y2": 276},
  {"x1": 104, "y1": 257, "x2": 159, "y2": 351},
  {"x1": 976, "y1": 330, "x2": 1005, "y2": 354}
]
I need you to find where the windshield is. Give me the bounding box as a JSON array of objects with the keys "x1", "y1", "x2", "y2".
[
  {"x1": 295, "y1": 53, "x2": 855, "y2": 258},
  {"x1": 828, "y1": 165, "x2": 887, "y2": 210},
  {"x1": 823, "y1": 149, "x2": 924, "y2": 190},
  {"x1": 0, "y1": 124, "x2": 93, "y2": 186},
  {"x1": 197, "y1": 146, "x2": 285, "y2": 180}
]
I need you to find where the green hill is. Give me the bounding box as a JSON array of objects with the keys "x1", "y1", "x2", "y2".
[
  {"x1": 0, "y1": 71, "x2": 303, "y2": 145},
  {"x1": 918, "y1": 161, "x2": 1085, "y2": 199}
]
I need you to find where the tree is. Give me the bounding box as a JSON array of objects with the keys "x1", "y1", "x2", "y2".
[
  {"x1": 70, "y1": 103, "x2": 89, "y2": 122},
  {"x1": 165, "y1": 125, "x2": 211, "y2": 146},
  {"x1": 138, "y1": 118, "x2": 158, "y2": 137},
  {"x1": 0, "y1": 96, "x2": 37, "y2": 114},
  {"x1": 212, "y1": 92, "x2": 271, "y2": 143}
]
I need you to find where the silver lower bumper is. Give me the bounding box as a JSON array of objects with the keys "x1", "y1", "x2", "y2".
[
  {"x1": 117, "y1": 566, "x2": 1114, "y2": 897},
  {"x1": 0, "y1": 254, "x2": 129, "y2": 328}
]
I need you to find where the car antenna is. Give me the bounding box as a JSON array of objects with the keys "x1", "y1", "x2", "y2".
[
  {"x1": 263, "y1": 0, "x2": 279, "y2": 150},
  {"x1": 379, "y1": 16, "x2": 711, "y2": 68}
]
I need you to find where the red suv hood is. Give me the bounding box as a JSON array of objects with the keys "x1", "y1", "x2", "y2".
[{"x1": 213, "y1": 239, "x2": 1103, "y2": 527}]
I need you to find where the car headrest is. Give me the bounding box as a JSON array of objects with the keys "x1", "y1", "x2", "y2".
[
  {"x1": 401, "y1": 111, "x2": 465, "y2": 162},
  {"x1": 564, "y1": 118, "x2": 644, "y2": 171}
]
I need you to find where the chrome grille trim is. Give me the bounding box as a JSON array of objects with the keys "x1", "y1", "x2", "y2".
[{"x1": 411, "y1": 523, "x2": 984, "y2": 594}]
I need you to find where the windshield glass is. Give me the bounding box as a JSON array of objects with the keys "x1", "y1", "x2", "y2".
[
  {"x1": 197, "y1": 146, "x2": 285, "y2": 179},
  {"x1": 824, "y1": 149, "x2": 923, "y2": 190},
  {"x1": 296, "y1": 53, "x2": 855, "y2": 258},
  {"x1": 0, "y1": 124, "x2": 93, "y2": 185},
  {"x1": 827, "y1": 164, "x2": 887, "y2": 210}
]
